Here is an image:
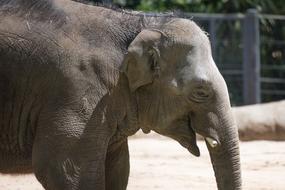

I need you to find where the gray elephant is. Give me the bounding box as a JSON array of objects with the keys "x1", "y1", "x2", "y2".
[{"x1": 0, "y1": 0, "x2": 241, "y2": 189}]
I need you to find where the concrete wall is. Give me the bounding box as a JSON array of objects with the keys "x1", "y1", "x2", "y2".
[{"x1": 233, "y1": 100, "x2": 285, "y2": 141}]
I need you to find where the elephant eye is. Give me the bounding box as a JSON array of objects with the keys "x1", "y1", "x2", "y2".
[
  {"x1": 195, "y1": 88, "x2": 209, "y2": 97},
  {"x1": 188, "y1": 45, "x2": 194, "y2": 52},
  {"x1": 189, "y1": 86, "x2": 213, "y2": 103}
]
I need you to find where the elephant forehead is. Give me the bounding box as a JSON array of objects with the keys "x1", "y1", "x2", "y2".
[
  {"x1": 165, "y1": 18, "x2": 200, "y2": 33},
  {"x1": 162, "y1": 18, "x2": 209, "y2": 46}
]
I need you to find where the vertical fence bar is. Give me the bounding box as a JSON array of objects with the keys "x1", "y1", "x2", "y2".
[
  {"x1": 209, "y1": 18, "x2": 217, "y2": 61},
  {"x1": 101, "y1": 0, "x2": 112, "y2": 3},
  {"x1": 242, "y1": 9, "x2": 261, "y2": 105}
]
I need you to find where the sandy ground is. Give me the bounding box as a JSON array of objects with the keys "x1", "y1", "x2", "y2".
[{"x1": 0, "y1": 136, "x2": 285, "y2": 190}]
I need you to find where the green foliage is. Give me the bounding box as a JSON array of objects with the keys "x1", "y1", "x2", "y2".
[{"x1": 113, "y1": 0, "x2": 285, "y2": 14}]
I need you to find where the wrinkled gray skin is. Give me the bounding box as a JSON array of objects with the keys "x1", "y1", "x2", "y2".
[{"x1": 0, "y1": 0, "x2": 241, "y2": 189}]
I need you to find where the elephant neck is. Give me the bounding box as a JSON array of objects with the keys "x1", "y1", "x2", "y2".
[{"x1": 107, "y1": 74, "x2": 140, "y2": 145}]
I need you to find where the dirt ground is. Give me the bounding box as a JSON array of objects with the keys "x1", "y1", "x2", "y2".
[{"x1": 0, "y1": 135, "x2": 285, "y2": 190}]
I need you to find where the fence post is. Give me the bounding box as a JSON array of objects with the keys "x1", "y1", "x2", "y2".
[
  {"x1": 99, "y1": 0, "x2": 112, "y2": 3},
  {"x1": 209, "y1": 18, "x2": 217, "y2": 61},
  {"x1": 242, "y1": 9, "x2": 261, "y2": 105}
]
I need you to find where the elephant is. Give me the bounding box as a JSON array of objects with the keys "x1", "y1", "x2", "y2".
[{"x1": 0, "y1": 0, "x2": 241, "y2": 189}]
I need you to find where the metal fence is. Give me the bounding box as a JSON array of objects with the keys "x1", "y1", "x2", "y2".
[
  {"x1": 186, "y1": 10, "x2": 285, "y2": 106},
  {"x1": 260, "y1": 14, "x2": 285, "y2": 103}
]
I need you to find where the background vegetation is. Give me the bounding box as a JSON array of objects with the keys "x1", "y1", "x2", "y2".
[{"x1": 93, "y1": 0, "x2": 285, "y2": 14}]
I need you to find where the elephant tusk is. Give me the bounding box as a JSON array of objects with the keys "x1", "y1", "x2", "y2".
[
  {"x1": 205, "y1": 137, "x2": 218, "y2": 148},
  {"x1": 171, "y1": 79, "x2": 178, "y2": 87}
]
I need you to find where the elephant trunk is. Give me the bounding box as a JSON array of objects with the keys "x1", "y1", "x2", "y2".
[{"x1": 207, "y1": 109, "x2": 242, "y2": 190}]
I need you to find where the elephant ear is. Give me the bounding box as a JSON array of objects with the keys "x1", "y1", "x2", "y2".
[{"x1": 122, "y1": 29, "x2": 163, "y2": 92}]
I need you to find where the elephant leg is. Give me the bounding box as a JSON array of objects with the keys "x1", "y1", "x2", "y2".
[
  {"x1": 105, "y1": 139, "x2": 130, "y2": 190},
  {"x1": 76, "y1": 135, "x2": 110, "y2": 190},
  {"x1": 32, "y1": 110, "x2": 110, "y2": 190},
  {"x1": 32, "y1": 121, "x2": 111, "y2": 190},
  {"x1": 33, "y1": 141, "x2": 79, "y2": 190},
  {"x1": 32, "y1": 120, "x2": 82, "y2": 190}
]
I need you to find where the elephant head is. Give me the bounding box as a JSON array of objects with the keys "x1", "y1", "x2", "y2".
[{"x1": 122, "y1": 18, "x2": 241, "y2": 190}]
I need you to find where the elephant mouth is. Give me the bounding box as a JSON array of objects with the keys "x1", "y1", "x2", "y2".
[
  {"x1": 185, "y1": 115, "x2": 220, "y2": 157},
  {"x1": 173, "y1": 116, "x2": 201, "y2": 157},
  {"x1": 153, "y1": 113, "x2": 221, "y2": 157},
  {"x1": 186, "y1": 121, "x2": 201, "y2": 157},
  {"x1": 184, "y1": 130, "x2": 220, "y2": 157}
]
